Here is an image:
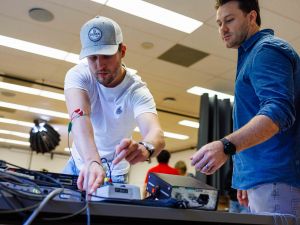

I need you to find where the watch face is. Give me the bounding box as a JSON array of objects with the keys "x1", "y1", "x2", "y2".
[
  {"x1": 140, "y1": 141, "x2": 155, "y2": 157},
  {"x1": 221, "y1": 138, "x2": 236, "y2": 155},
  {"x1": 145, "y1": 142, "x2": 155, "y2": 151}
]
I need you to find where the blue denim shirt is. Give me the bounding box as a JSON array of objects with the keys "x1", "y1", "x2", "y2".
[{"x1": 232, "y1": 29, "x2": 300, "y2": 190}]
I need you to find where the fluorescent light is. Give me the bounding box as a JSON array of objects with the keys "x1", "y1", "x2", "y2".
[
  {"x1": 0, "y1": 81, "x2": 65, "y2": 101},
  {"x1": 91, "y1": 0, "x2": 203, "y2": 33},
  {"x1": 0, "y1": 101, "x2": 69, "y2": 119},
  {"x1": 0, "y1": 34, "x2": 137, "y2": 77},
  {"x1": 134, "y1": 127, "x2": 189, "y2": 140},
  {"x1": 178, "y1": 120, "x2": 199, "y2": 128},
  {"x1": 0, "y1": 118, "x2": 34, "y2": 127},
  {"x1": 64, "y1": 53, "x2": 81, "y2": 64},
  {"x1": 187, "y1": 86, "x2": 234, "y2": 102},
  {"x1": 90, "y1": 0, "x2": 107, "y2": 4},
  {"x1": 163, "y1": 131, "x2": 189, "y2": 140},
  {"x1": 0, "y1": 35, "x2": 68, "y2": 60},
  {"x1": 0, "y1": 137, "x2": 29, "y2": 146},
  {"x1": 0, "y1": 129, "x2": 29, "y2": 138},
  {"x1": 64, "y1": 147, "x2": 71, "y2": 152}
]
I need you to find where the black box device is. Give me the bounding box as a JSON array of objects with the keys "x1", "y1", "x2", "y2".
[{"x1": 146, "y1": 173, "x2": 219, "y2": 210}]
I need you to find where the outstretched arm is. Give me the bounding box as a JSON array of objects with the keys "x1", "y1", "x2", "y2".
[
  {"x1": 65, "y1": 88, "x2": 105, "y2": 194},
  {"x1": 191, "y1": 115, "x2": 279, "y2": 175}
]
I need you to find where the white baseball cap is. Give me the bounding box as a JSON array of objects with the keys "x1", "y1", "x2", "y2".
[{"x1": 79, "y1": 16, "x2": 123, "y2": 59}]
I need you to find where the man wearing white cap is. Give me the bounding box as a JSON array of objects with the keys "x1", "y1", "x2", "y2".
[{"x1": 63, "y1": 16, "x2": 165, "y2": 194}]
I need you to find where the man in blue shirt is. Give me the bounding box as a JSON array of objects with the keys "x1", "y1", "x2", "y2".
[{"x1": 191, "y1": 0, "x2": 300, "y2": 218}]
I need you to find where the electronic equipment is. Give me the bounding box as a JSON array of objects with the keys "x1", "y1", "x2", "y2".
[
  {"x1": 146, "y1": 173, "x2": 219, "y2": 210},
  {"x1": 92, "y1": 183, "x2": 141, "y2": 200},
  {"x1": 0, "y1": 182, "x2": 82, "y2": 202},
  {"x1": 4, "y1": 168, "x2": 78, "y2": 190}
]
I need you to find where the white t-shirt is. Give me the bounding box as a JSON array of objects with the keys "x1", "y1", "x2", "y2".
[{"x1": 64, "y1": 62, "x2": 157, "y2": 175}]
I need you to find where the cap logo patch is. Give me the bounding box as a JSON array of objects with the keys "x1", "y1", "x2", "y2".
[{"x1": 88, "y1": 27, "x2": 102, "y2": 42}]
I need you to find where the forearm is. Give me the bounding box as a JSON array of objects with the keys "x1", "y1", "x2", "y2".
[
  {"x1": 141, "y1": 127, "x2": 165, "y2": 156},
  {"x1": 226, "y1": 115, "x2": 279, "y2": 152},
  {"x1": 71, "y1": 116, "x2": 101, "y2": 163}
]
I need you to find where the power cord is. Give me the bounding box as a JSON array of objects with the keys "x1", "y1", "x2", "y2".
[{"x1": 23, "y1": 188, "x2": 64, "y2": 225}]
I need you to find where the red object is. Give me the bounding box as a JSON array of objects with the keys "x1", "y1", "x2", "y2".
[{"x1": 144, "y1": 163, "x2": 180, "y2": 184}]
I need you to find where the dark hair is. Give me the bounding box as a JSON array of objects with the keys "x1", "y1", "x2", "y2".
[
  {"x1": 118, "y1": 43, "x2": 123, "y2": 52},
  {"x1": 215, "y1": 0, "x2": 261, "y2": 26},
  {"x1": 156, "y1": 150, "x2": 170, "y2": 163}
]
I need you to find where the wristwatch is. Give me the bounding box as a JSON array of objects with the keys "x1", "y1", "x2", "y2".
[
  {"x1": 139, "y1": 141, "x2": 155, "y2": 161},
  {"x1": 220, "y1": 138, "x2": 236, "y2": 155}
]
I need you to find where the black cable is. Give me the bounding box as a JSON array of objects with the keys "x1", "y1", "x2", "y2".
[
  {"x1": 0, "y1": 193, "x2": 42, "y2": 214},
  {"x1": 0, "y1": 171, "x2": 42, "y2": 193},
  {"x1": 0, "y1": 160, "x2": 63, "y2": 189},
  {"x1": 100, "y1": 158, "x2": 112, "y2": 180},
  {"x1": 42, "y1": 190, "x2": 87, "y2": 221},
  {"x1": 0, "y1": 189, "x2": 27, "y2": 217},
  {"x1": 23, "y1": 188, "x2": 64, "y2": 225},
  {"x1": 0, "y1": 183, "x2": 44, "y2": 200}
]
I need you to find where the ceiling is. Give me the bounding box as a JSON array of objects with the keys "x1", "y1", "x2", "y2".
[{"x1": 0, "y1": 0, "x2": 300, "y2": 155}]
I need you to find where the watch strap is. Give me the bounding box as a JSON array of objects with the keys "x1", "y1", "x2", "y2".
[
  {"x1": 220, "y1": 138, "x2": 236, "y2": 155},
  {"x1": 138, "y1": 141, "x2": 155, "y2": 160}
]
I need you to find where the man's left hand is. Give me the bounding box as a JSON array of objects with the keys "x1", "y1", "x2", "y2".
[
  {"x1": 112, "y1": 138, "x2": 147, "y2": 165},
  {"x1": 190, "y1": 140, "x2": 229, "y2": 175}
]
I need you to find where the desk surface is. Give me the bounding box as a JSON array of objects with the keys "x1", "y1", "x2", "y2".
[{"x1": 1, "y1": 195, "x2": 293, "y2": 225}]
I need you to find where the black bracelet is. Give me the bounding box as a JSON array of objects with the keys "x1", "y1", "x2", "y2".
[{"x1": 89, "y1": 160, "x2": 105, "y2": 171}]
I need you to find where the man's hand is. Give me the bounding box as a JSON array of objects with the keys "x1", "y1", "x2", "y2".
[
  {"x1": 237, "y1": 190, "x2": 249, "y2": 207},
  {"x1": 112, "y1": 138, "x2": 148, "y2": 165},
  {"x1": 190, "y1": 140, "x2": 229, "y2": 175},
  {"x1": 77, "y1": 161, "x2": 106, "y2": 194}
]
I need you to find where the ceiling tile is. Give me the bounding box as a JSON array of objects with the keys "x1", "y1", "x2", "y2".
[{"x1": 158, "y1": 44, "x2": 209, "y2": 67}]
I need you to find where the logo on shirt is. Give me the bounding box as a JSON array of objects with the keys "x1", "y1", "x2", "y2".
[
  {"x1": 88, "y1": 27, "x2": 102, "y2": 42},
  {"x1": 116, "y1": 106, "x2": 123, "y2": 115}
]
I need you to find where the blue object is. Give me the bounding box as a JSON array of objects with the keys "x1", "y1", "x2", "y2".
[{"x1": 232, "y1": 29, "x2": 300, "y2": 190}]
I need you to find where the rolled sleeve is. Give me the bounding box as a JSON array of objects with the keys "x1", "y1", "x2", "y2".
[{"x1": 251, "y1": 44, "x2": 296, "y2": 131}]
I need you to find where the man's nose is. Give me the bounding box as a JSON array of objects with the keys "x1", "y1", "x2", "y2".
[
  {"x1": 220, "y1": 23, "x2": 229, "y2": 34},
  {"x1": 95, "y1": 56, "x2": 106, "y2": 69}
]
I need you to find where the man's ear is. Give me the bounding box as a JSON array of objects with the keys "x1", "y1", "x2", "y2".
[
  {"x1": 249, "y1": 10, "x2": 257, "y2": 25},
  {"x1": 120, "y1": 44, "x2": 127, "y2": 58}
]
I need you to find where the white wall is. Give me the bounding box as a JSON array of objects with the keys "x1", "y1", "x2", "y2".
[
  {"x1": 0, "y1": 147, "x2": 197, "y2": 195},
  {"x1": 0, "y1": 147, "x2": 68, "y2": 172}
]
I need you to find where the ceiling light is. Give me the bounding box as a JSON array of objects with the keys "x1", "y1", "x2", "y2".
[
  {"x1": 141, "y1": 42, "x2": 154, "y2": 49},
  {"x1": 0, "y1": 129, "x2": 30, "y2": 138},
  {"x1": 134, "y1": 127, "x2": 189, "y2": 140},
  {"x1": 0, "y1": 117, "x2": 34, "y2": 127},
  {"x1": 0, "y1": 81, "x2": 65, "y2": 101},
  {"x1": 0, "y1": 101, "x2": 69, "y2": 119},
  {"x1": 0, "y1": 35, "x2": 137, "y2": 73},
  {"x1": 64, "y1": 147, "x2": 71, "y2": 152},
  {"x1": 0, "y1": 35, "x2": 68, "y2": 60},
  {"x1": 0, "y1": 137, "x2": 29, "y2": 146},
  {"x1": 178, "y1": 120, "x2": 199, "y2": 128},
  {"x1": 28, "y1": 8, "x2": 54, "y2": 22},
  {"x1": 91, "y1": 0, "x2": 203, "y2": 33},
  {"x1": 163, "y1": 131, "x2": 189, "y2": 140},
  {"x1": 187, "y1": 86, "x2": 234, "y2": 102}
]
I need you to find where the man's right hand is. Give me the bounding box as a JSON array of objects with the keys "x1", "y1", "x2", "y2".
[
  {"x1": 237, "y1": 189, "x2": 248, "y2": 207},
  {"x1": 77, "y1": 161, "x2": 106, "y2": 194}
]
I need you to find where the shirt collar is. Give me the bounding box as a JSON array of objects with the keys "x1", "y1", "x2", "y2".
[{"x1": 239, "y1": 29, "x2": 274, "y2": 52}]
